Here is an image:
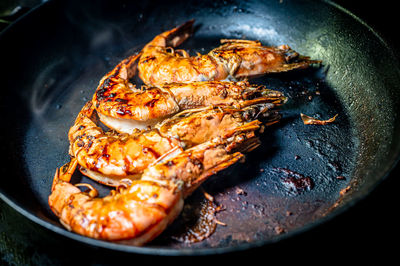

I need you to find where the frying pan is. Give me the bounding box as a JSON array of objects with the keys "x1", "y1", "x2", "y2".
[{"x1": 0, "y1": 0, "x2": 399, "y2": 256}]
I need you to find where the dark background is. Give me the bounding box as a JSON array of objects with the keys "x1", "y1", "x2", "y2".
[{"x1": 0, "y1": 0, "x2": 399, "y2": 264}]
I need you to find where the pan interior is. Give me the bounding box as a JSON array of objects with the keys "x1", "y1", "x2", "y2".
[{"x1": 1, "y1": 0, "x2": 399, "y2": 253}]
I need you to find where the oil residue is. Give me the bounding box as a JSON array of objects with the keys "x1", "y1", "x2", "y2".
[{"x1": 170, "y1": 195, "x2": 223, "y2": 243}]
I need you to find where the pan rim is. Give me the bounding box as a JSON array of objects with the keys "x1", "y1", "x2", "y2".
[{"x1": 1, "y1": 0, "x2": 399, "y2": 255}]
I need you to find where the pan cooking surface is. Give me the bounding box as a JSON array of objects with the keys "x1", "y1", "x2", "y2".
[{"x1": 1, "y1": 0, "x2": 399, "y2": 254}]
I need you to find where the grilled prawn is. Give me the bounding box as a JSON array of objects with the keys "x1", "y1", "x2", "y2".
[
  {"x1": 138, "y1": 20, "x2": 320, "y2": 86},
  {"x1": 70, "y1": 100, "x2": 281, "y2": 186},
  {"x1": 93, "y1": 53, "x2": 286, "y2": 133},
  {"x1": 49, "y1": 125, "x2": 260, "y2": 244}
]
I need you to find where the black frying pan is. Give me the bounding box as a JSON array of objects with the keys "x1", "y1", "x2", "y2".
[{"x1": 0, "y1": 0, "x2": 399, "y2": 257}]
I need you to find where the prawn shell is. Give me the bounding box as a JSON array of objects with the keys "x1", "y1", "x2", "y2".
[{"x1": 96, "y1": 86, "x2": 179, "y2": 121}]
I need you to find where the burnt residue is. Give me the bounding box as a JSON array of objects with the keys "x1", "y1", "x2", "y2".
[
  {"x1": 274, "y1": 168, "x2": 314, "y2": 195},
  {"x1": 95, "y1": 66, "x2": 122, "y2": 102},
  {"x1": 101, "y1": 153, "x2": 110, "y2": 160},
  {"x1": 140, "y1": 55, "x2": 156, "y2": 64},
  {"x1": 95, "y1": 78, "x2": 113, "y2": 101},
  {"x1": 190, "y1": 157, "x2": 204, "y2": 171},
  {"x1": 144, "y1": 98, "x2": 159, "y2": 108},
  {"x1": 142, "y1": 147, "x2": 160, "y2": 158},
  {"x1": 115, "y1": 98, "x2": 128, "y2": 104},
  {"x1": 116, "y1": 106, "x2": 132, "y2": 116},
  {"x1": 95, "y1": 87, "x2": 108, "y2": 101},
  {"x1": 162, "y1": 193, "x2": 221, "y2": 244},
  {"x1": 86, "y1": 139, "x2": 94, "y2": 150},
  {"x1": 76, "y1": 140, "x2": 85, "y2": 147},
  {"x1": 100, "y1": 146, "x2": 110, "y2": 162}
]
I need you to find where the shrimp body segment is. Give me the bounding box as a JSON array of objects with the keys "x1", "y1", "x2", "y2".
[
  {"x1": 49, "y1": 127, "x2": 259, "y2": 244},
  {"x1": 93, "y1": 53, "x2": 179, "y2": 132},
  {"x1": 138, "y1": 20, "x2": 320, "y2": 86}
]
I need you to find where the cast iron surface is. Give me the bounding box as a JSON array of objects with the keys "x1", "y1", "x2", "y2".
[{"x1": 0, "y1": 0, "x2": 399, "y2": 259}]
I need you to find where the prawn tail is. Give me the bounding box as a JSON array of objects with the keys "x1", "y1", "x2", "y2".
[
  {"x1": 51, "y1": 158, "x2": 79, "y2": 191},
  {"x1": 48, "y1": 158, "x2": 82, "y2": 218}
]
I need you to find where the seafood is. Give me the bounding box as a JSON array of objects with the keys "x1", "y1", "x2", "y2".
[
  {"x1": 49, "y1": 124, "x2": 260, "y2": 244},
  {"x1": 138, "y1": 20, "x2": 320, "y2": 86},
  {"x1": 70, "y1": 100, "x2": 282, "y2": 186},
  {"x1": 93, "y1": 51, "x2": 286, "y2": 132}
]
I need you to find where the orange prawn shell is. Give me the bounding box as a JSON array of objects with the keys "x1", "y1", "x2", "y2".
[
  {"x1": 139, "y1": 48, "x2": 225, "y2": 86},
  {"x1": 51, "y1": 180, "x2": 183, "y2": 241}
]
